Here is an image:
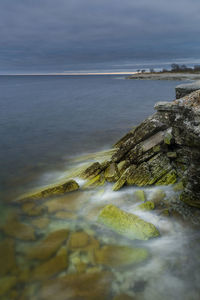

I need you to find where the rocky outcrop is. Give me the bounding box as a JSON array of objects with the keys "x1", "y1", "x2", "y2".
[
  {"x1": 83, "y1": 90, "x2": 200, "y2": 209},
  {"x1": 176, "y1": 80, "x2": 200, "y2": 99}
]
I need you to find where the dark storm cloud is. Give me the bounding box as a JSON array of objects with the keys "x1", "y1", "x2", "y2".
[{"x1": 0, "y1": 0, "x2": 200, "y2": 71}]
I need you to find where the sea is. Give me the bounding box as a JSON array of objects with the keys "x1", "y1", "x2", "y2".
[{"x1": 0, "y1": 74, "x2": 200, "y2": 300}]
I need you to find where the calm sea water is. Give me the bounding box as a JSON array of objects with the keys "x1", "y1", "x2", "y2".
[
  {"x1": 0, "y1": 75, "x2": 180, "y2": 199},
  {"x1": 1, "y1": 75, "x2": 200, "y2": 300}
]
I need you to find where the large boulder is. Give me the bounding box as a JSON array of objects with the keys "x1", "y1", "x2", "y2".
[{"x1": 98, "y1": 204, "x2": 160, "y2": 240}]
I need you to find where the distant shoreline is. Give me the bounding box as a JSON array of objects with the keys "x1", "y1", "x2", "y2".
[
  {"x1": 0, "y1": 72, "x2": 138, "y2": 76},
  {"x1": 127, "y1": 72, "x2": 200, "y2": 81}
]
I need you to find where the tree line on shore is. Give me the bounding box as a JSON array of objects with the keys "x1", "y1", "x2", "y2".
[{"x1": 137, "y1": 64, "x2": 200, "y2": 73}]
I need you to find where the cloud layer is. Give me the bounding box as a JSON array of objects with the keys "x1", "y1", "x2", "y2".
[{"x1": 1, "y1": 0, "x2": 200, "y2": 72}]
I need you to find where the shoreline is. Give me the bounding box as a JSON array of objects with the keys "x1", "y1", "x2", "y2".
[{"x1": 127, "y1": 71, "x2": 200, "y2": 81}]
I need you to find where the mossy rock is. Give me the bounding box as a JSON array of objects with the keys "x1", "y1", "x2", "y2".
[
  {"x1": 98, "y1": 204, "x2": 160, "y2": 240},
  {"x1": 138, "y1": 201, "x2": 155, "y2": 211},
  {"x1": 134, "y1": 190, "x2": 146, "y2": 202},
  {"x1": 94, "y1": 244, "x2": 148, "y2": 267},
  {"x1": 113, "y1": 165, "x2": 136, "y2": 191},
  {"x1": 127, "y1": 154, "x2": 172, "y2": 186},
  {"x1": 173, "y1": 181, "x2": 184, "y2": 192},
  {"x1": 19, "y1": 179, "x2": 79, "y2": 201},
  {"x1": 80, "y1": 162, "x2": 102, "y2": 179},
  {"x1": 156, "y1": 169, "x2": 177, "y2": 185},
  {"x1": 26, "y1": 229, "x2": 70, "y2": 261},
  {"x1": 83, "y1": 172, "x2": 105, "y2": 189},
  {"x1": 104, "y1": 163, "x2": 119, "y2": 182}
]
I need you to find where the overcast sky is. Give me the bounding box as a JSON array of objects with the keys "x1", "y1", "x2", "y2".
[{"x1": 1, "y1": 0, "x2": 200, "y2": 72}]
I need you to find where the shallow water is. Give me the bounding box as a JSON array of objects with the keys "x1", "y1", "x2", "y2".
[{"x1": 0, "y1": 75, "x2": 200, "y2": 299}]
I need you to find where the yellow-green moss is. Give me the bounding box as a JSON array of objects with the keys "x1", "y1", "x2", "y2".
[
  {"x1": 98, "y1": 204, "x2": 160, "y2": 240},
  {"x1": 138, "y1": 201, "x2": 155, "y2": 211},
  {"x1": 156, "y1": 169, "x2": 177, "y2": 185}
]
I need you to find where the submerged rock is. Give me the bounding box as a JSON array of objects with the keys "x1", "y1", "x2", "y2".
[
  {"x1": 3, "y1": 215, "x2": 36, "y2": 241},
  {"x1": 150, "y1": 189, "x2": 166, "y2": 207},
  {"x1": 32, "y1": 246, "x2": 68, "y2": 281},
  {"x1": 44, "y1": 191, "x2": 83, "y2": 213},
  {"x1": 98, "y1": 204, "x2": 160, "y2": 240},
  {"x1": 40, "y1": 271, "x2": 113, "y2": 300},
  {"x1": 134, "y1": 190, "x2": 146, "y2": 202},
  {"x1": 0, "y1": 239, "x2": 16, "y2": 276},
  {"x1": 94, "y1": 244, "x2": 148, "y2": 267},
  {"x1": 27, "y1": 229, "x2": 69, "y2": 261},
  {"x1": 0, "y1": 276, "x2": 17, "y2": 297}
]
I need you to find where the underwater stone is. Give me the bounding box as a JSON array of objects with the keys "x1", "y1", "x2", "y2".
[
  {"x1": 27, "y1": 229, "x2": 70, "y2": 261},
  {"x1": 40, "y1": 271, "x2": 113, "y2": 300},
  {"x1": 0, "y1": 239, "x2": 16, "y2": 276},
  {"x1": 3, "y1": 215, "x2": 36, "y2": 241},
  {"x1": 0, "y1": 276, "x2": 17, "y2": 297},
  {"x1": 134, "y1": 190, "x2": 146, "y2": 202},
  {"x1": 94, "y1": 244, "x2": 148, "y2": 267},
  {"x1": 31, "y1": 217, "x2": 50, "y2": 229},
  {"x1": 21, "y1": 201, "x2": 44, "y2": 216},
  {"x1": 98, "y1": 204, "x2": 160, "y2": 240},
  {"x1": 32, "y1": 246, "x2": 68, "y2": 281},
  {"x1": 150, "y1": 190, "x2": 166, "y2": 207}
]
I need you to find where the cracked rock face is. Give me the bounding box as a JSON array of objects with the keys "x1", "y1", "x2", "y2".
[{"x1": 109, "y1": 90, "x2": 200, "y2": 208}]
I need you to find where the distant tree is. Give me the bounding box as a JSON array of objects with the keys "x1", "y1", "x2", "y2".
[
  {"x1": 137, "y1": 69, "x2": 141, "y2": 73},
  {"x1": 194, "y1": 65, "x2": 200, "y2": 72},
  {"x1": 150, "y1": 68, "x2": 155, "y2": 73},
  {"x1": 171, "y1": 64, "x2": 180, "y2": 72},
  {"x1": 162, "y1": 68, "x2": 168, "y2": 72},
  {"x1": 141, "y1": 69, "x2": 146, "y2": 73}
]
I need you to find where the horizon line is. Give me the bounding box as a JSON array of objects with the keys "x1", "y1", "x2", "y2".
[{"x1": 0, "y1": 71, "x2": 138, "y2": 76}]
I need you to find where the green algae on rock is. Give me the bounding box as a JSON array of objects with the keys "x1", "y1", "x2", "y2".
[
  {"x1": 98, "y1": 204, "x2": 160, "y2": 240},
  {"x1": 19, "y1": 179, "x2": 79, "y2": 201},
  {"x1": 83, "y1": 172, "x2": 105, "y2": 189},
  {"x1": 138, "y1": 201, "x2": 155, "y2": 211},
  {"x1": 94, "y1": 244, "x2": 148, "y2": 267},
  {"x1": 134, "y1": 190, "x2": 146, "y2": 202},
  {"x1": 104, "y1": 163, "x2": 120, "y2": 182}
]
